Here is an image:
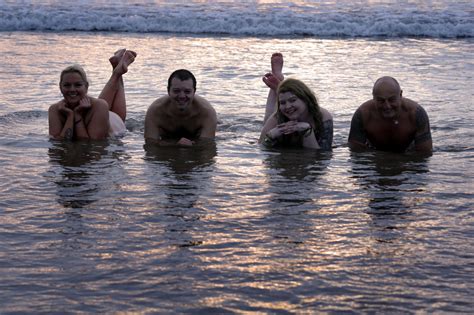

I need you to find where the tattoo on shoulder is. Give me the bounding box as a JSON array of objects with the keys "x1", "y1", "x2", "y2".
[
  {"x1": 415, "y1": 131, "x2": 432, "y2": 143},
  {"x1": 415, "y1": 105, "x2": 432, "y2": 143},
  {"x1": 318, "y1": 119, "x2": 333, "y2": 150},
  {"x1": 348, "y1": 108, "x2": 366, "y2": 143},
  {"x1": 65, "y1": 128, "x2": 73, "y2": 140},
  {"x1": 415, "y1": 105, "x2": 430, "y2": 128}
]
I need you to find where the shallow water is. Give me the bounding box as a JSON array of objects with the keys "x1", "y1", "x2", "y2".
[{"x1": 0, "y1": 32, "x2": 473, "y2": 313}]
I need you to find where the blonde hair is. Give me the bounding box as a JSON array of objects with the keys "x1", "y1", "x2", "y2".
[
  {"x1": 276, "y1": 78, "x2": 323, "y2": 136},
  {"x1": 59, "y1": 64, "x2": 89, "y2": 88}
]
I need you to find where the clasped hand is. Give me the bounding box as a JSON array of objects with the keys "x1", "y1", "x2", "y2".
[
  {"x1": 74, "y1": 97, "x2": 92, "y2": 114},
  {"x1": 58, "y1": 97, "x2": 91, "y2": 118},
  {"x1": 177, "y1": 137, "x2": 194, "y2": 146},
  {"x1": 268, "y1": 121, "x2": 311, "y2": 139}
]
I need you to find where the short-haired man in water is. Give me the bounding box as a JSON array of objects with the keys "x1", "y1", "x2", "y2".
[
  {"x1": 145, "y1": 69, "x2": 217, "y2": 146},
  {"x1": 348, "y1": 76, "x2": 432, "y2": 154}
]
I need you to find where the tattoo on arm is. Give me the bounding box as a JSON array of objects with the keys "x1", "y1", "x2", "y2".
[
  {"x1": 65, "y1": 128, "x2": 73, "y2": 140},
  {"x1": 348, "y1": 108, "x2": 367, "y2": 144},
  {"x1": 414, "y1": 105, "x2": 432, "y2": 143},
  {"x1": 318, "y1": 119, "x2": 333, "y2": 150}
]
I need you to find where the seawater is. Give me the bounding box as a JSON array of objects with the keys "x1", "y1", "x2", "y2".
[
  {"x1": 0, "y1": 0, "x2": 473, "y2": 313},
  {"x1": 1, "y1": 0, "x2": 473, "y2": 38}
]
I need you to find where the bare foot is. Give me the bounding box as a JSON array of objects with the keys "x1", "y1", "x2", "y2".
[
  {"x1": 262, "y1": 72, "x2": 281, "y2": 90},
  {"x1": 114, "y1": 50, "x2": 137, "y2": 75},
  {"x1": 271, "y1": 52, "x2": 284, "y2": 81},
  {"x1": 109, "y1": 48, "x2": 126, "y2": 69}
]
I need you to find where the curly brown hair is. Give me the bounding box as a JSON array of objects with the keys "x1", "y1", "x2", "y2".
[{"x1": 276, "y1": 78, "x2": 323, "y2": 137}]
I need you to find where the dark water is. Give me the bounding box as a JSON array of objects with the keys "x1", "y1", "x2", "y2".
[{"x1": 1, "y1": 128, "x2": 472, "y2": 313}]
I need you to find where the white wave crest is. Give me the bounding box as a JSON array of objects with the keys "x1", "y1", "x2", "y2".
[{"x1": 0, "y1": 1, "x2": 472, "y2": 38}]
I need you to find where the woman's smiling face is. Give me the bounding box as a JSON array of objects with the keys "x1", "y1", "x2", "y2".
[
  {"x1": 278, "y1": 91, "x2": 308, "y2": 121},
  {"x1": 60, "y1": 72, "x2": 88, "y2": 107}
]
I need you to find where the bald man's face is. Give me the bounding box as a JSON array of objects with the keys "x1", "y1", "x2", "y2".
[{"x1": 373, "y1": 81, "x2": 402, "y2": 119}]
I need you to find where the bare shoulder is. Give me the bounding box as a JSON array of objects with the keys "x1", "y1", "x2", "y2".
[
  {"x1": 147, "y1": 96, "x2": 170, "y2": 113},
  {"x1": 354, "y1": 99, "x2": 377, "y2": 121},
  {"x1": 358, "y1": 99, "x2": 375, "y2": 112},
  {"x1": 90, "y1": 96, "x2": 108, "y2": 109},
  {"x1": 194, "y1": 95, "x2": 216, "y2": 116},
  {"x1": 151, "y1": 95, "x2": 170, "y2": 107},
  {"x1": 319, "y1": 106, "x2": 333, "y2": 121},
  {"x1": 402, "y1": 97, "x2": 419, "y2": 106},
  {"x1": 48, "y1": 100, "x2": 62, "y2": 112},
  {"x1": 401, "y1": 97, "x2": 421, "y2": 113},
  {"x1": 194, "y1": 94, "x2": 213, "y2": 108}
]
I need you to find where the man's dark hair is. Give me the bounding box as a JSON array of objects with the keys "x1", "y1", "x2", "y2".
[{"x1": 167, "y1": 69, "x2": 197, "y2": 92}]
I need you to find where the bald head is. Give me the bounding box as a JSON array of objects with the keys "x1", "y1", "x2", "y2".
[
  {"x1": 371, "y1": 76, "x2": 403, "y2": 119},
  {"x1": 373, "y1": 76, "x2": 401, "y2": 95}
]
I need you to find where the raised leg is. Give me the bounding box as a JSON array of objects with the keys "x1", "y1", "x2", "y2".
[
  {"x1": 99, "y1": 49, "x2": 136, "y2": 122},
  {"x1": 262, "y1": 53, "x2": 285, "y2": 124},
  {"x1": 271, "y1": 52, "x2": 284, "y2": 81},
  {"x1": 262, "y1": 73, "x2": 280, "y2": 123}
]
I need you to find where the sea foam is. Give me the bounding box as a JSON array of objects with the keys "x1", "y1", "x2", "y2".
[{"x1": 0, "y1": 1, "x2": 472, "y2": 38}]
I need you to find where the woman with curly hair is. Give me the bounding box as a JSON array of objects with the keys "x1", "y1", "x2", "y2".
[{"x1": 260, "y1": 53, "x2": 333, "y2": 150}]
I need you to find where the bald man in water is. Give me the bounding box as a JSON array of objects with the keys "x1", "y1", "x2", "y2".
[{"x1": 348, "y1": 76, "x2": 432, "y2": 153}]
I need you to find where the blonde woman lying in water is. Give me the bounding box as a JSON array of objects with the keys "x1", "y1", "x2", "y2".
[
  {"x1": 259, "y1": 53, "x2": 333, "y2": 150},
  {"x1": 48, "y1": 49, "x2": 136, "y2": 140}
]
